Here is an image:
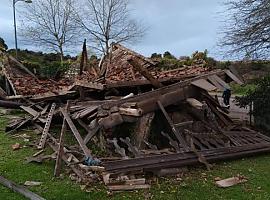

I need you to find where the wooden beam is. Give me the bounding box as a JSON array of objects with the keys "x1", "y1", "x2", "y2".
[
  {"x1": 212, "y1": 74, "x2": 231, "y2": 89},
  {"x1": 6, "y1": 54, "x2": 37, "y2": 79},
  {"x1": 207, "y1": 75, "x2": 224, "y2": 90},
  {"x1": 174, "y1": 121, "x2": 194, "y2": 128},
  {"x1": 191, "y1": 79, "x2": 217, "y2": 91},
  {"x1": 108, "y1": 184, "x2": 150, "y2": 191},
  {"x1": 48, "y1": 141, "x2": 84, "y2": 179},
  {"x1": 103, "y1": 70, "x2": 225, "y2": 110},
  {"x1": 133, "y1": 112, "x2": 155, "y2": 149},
  {"x1": 54, "y1": 102, "x2": 70, "y2": 177},
  {"x1": 225, "y1": 70, "x2": 243, "y2": 85},
  {"x1": 157, "y1": 100, "x2": 189, "y2": 151},
  {"x1": 60, "y1": 108, "x2": 92, "y2": 157},
  {"x1": 77, "y1": 119, "x2": 100, "y2": 144},
  {"x1": 119, "y1": 107, "x2": 143, "y2": 116},
  {"x1": 0, "y1": 176, "x2": 45, "y2": 200},
  {"x1": 0, "y1": 86, "x2": 7, "y2": 99},
  {"x1": 128, "y1": 58, "x2": 163, "y2": 88},
  {"x1": 37, "y1": 103, "x2": 56, "y2": 149}
]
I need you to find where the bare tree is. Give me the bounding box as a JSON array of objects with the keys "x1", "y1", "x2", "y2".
[
  {"x1": 19, "y1": 0, "x2": 79, "y2": 62},
  {"x1": 221, "y1": 0, "x2": 270, "y2": 59},
  {"x1": 76, "y1": 0, "x2": 146, "y2": 55}
]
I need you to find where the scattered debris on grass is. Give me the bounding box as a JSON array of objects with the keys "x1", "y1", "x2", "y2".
[
  {"x1": 215, "y1": 175, "x2": 247, "y2": 188},
  {"x1": 0, "y1": 43, "x2": 267, "y2": 192},
  {"x1": 11, "y1": 143, "x2": 20, "y2": 150},
  {"x1": 24, "y1": 181, "x2": 42, "y2": 186}
]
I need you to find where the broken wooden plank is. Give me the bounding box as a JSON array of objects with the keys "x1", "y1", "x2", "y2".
[
  {"x1": 215, "y1": 176, "x2": 247, "y2": 188},
  {"x1": 128, "y1": 58, "x2": 163, "y2": 88},
  {"x1": 0, "y1": 176, "x2": 45, "y2": 200},
  {"x1": 20, "y1": 106, "x2": 46, "y2": 124},
  {"x1": 157, "y1": 101, "x2": 189, "y2": 151},
  {"x1": 20, "y1": 106, "x2": 39, "y2": 116},
  {"x1": 207, "y1": 75, "x2": 224, "y2": 90},
  {"x1": 206, "y1": 102, "x2": 231, "y2": 127},
  {"x1": 191, "y1": 79, "x2": 217, "y2": 91},
  {"x1": 83, "y1": 125, "x2": 100, "y2": 145},
  {"x1": 77, "y1": 118, "x2": 101, "y2": 144},
  {"x1": 0, "y1": 86, "x2": 7, "y2": 99},
  {"x1": 225, "y1": 70, "x2": 244, "y2": 85},
  {"x1": 186, "y1": 98, "x2": 203, "y2": 109},
  {"x1": 133, "y1": 112, "x2": 155, "y2": 149},
  {"x1": 54, "y1": 102, "x2": 70, "y2": 177},
  {"x1": 229, "y1": 65, "x2": 244, "y2": 83},
  {"x1": 72, "y1": 106, "x2": 98, "y2": 119},
  {"x1": 7, "y1": 54, "x2": 37, "y2": 79},
  {"x1": 60, "y1": 108, "x2": 92, "y2": 157},
  {"x1": 37, "y1": 103, "x2": 56, "y2": 149},
  {"x1": 48, "y1": 141, "x2": 84, "y2": 180},
  {"x1": 3, "y1": 72, "x2": 17, "y2": 95},
  {"x1": 108, "y1": 184, "x2": 150, "y2": 191},
  {"x1": 68, "y1": 81, "x2": 104, "y2": 91},
  {"x1": 174, "y1": 121, "x2": 193, "y2": 128},
  {"x1": 211, "y1": 75, "x2": 231, "y2": 90},
  {"x1": 98, "y1": 113, "x2": 124, "y2": 129},
  {"x1": 119, "y1": 107, "x2": 143, "y2": 117}
]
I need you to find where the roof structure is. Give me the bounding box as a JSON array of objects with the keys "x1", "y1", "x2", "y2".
[{"x1": 103, "y1": 43, "x2": 210, "y2": 85}]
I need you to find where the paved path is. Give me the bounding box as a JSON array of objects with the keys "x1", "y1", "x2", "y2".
[{"x1": 209, "y1": 92, "x2": 252, "y2": 124}]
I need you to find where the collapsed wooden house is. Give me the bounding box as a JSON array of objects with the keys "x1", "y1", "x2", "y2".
[{"x1": 1, "y1": 44, "x2": 269, "y2": 191}]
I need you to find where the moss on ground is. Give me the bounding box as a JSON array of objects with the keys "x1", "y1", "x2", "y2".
[{"x1": 1, "y1": 115, "x2": 270, "y2": 199}]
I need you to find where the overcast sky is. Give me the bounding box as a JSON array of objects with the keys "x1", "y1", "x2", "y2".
[{"x1": 0, "y1": 0, "x2": 226, "y2": 59}]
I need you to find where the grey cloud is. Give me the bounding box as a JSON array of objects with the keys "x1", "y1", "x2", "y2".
[{"x1": 0, "y1": 0, "x2": 227, "y2": 59}]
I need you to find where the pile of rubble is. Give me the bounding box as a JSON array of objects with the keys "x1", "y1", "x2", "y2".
[{"x1": 0, "y1": 44, "x2": 269, "y2": 192}]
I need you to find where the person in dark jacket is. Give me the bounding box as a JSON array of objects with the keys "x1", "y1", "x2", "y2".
[{"x1": 222, "y1": 88, "x2": 231, "y2": 108}]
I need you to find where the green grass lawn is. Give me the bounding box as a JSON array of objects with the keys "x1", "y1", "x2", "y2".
[{"x1": 1, "y1": 115, "x2": 270, "y2": 200}]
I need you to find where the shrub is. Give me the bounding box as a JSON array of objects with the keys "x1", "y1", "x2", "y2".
[
  {"x1": 163, "y1": 51, "x2": 176, "y2": 59},
  {"x1": 39, "y1": 61, "x2": 71, "y2": 79},
  {"x1": 0, "y1": 37, "x2": 8, "y2": 50},
  {"x1": 236, "y1": 76, "x2": 270, "y2": 131},
  {"x1": 151, "y1": 53, "x2": 162, "y2": 59}
]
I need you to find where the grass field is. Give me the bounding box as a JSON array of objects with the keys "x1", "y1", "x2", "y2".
[{"x1": 1, "y1": 115, "x2": 270, "y2": 200}]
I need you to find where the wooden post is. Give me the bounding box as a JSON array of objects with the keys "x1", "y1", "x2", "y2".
[
  {"x1": 133, "y1": 112, "x2": 155, "y2": 149},
  {"x1": 54, "y1": 101, "x2": 70, "y2": 177},
  {"x1": 79, "y1": 39, "x2": 87, "y2": 75},
  {"x1": 60, "y1": 108, "x2": 92, "y2": 157}
]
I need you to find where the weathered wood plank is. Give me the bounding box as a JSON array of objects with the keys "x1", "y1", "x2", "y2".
[
  {"x1": 133, "y1": 112, "x2": 155, "y2": 149},
  {"x1": 37, "y1": 103, "x2": 56, "y2": 149},
  {"x1": 128, "y1": 58, "x2": 163, "y2": 88},
  {"x1": 157, "y1": 101, "x2": 189, "y2": 151},
  {"x1": 191, "y1": 79, "x2": 217, "y2": 91},
  {"x1": 0, "y1": 176, "x2": 45, "y2": 200},
  {"x1": 225, "y1": 70, "x2": 244, "y2": 85},
  {"x1": 108, "y1": 184, "x2": 150, "y2": 191},
  {"x1": 212, "y1": 75, "x2": 231, "y2": 89},
  {"x1": 207, "y1": 75, "x2": 224, "y2": 90},
  {"x1": 60, "y1": 108, "x2": 92, "y2": 157},
  {"x1": 54, "y1": 102, "x2": 70, "y2": 177}
]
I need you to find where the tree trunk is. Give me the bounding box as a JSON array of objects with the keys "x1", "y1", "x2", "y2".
[
  {"x1": 105, "y1": 39, "x2": 110, "y2": 56},
  {"x1": 59, "y1": 46, "x2": 64, "y2": 64}
]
